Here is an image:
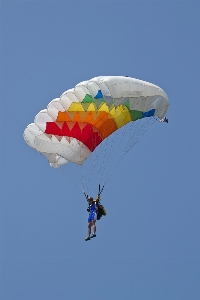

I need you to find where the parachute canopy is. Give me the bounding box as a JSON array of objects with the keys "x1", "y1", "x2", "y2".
[{"x1": 24, "y1": 76, "x2": 169, "y2": 168}]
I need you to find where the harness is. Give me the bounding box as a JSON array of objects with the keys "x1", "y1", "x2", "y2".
[{"x1": 87, "y1": 200, "x2": 107, "y2": 221}]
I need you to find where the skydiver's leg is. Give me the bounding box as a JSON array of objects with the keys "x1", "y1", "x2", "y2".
[
  {"x1": 88, "y1": 222, "x2": 92, "y2": 237},
  {"x1": 92, "y1": 220, "x2": 96, "y2": 234}
]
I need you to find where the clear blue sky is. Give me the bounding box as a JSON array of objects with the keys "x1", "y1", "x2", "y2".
[{"x1": 1, "y1": 1, "x2": 200, "y2": 299}]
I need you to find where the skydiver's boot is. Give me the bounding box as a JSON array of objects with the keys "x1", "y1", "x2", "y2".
[
  {"x1": 91, "y1": 234, "x2": 96, "y2": 238},
  {"x1": 85, "y1": 236, "x2": 90, "y2": 241}
]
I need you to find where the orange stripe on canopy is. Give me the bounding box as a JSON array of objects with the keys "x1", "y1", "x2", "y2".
[{"x1": 56, "y1": 111, "x2": 118, "y2": 139}]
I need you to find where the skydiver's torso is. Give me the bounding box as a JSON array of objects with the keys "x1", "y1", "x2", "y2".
[{"x1": 89, "y1": 202, "x2": 96, "y2": 214}]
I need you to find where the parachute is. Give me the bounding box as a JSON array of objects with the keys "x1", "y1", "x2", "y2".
[{"x1": 24, "y1": 76, "x2": 169, "y2": 193}]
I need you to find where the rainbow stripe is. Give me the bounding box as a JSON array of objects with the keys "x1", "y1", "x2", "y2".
[{"x1": 44, "y1": 92, "x2": 155, "y2": 152}]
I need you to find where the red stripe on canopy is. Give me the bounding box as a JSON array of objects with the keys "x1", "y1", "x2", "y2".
[{"x1": 45, "y1": 122, "x2": 103, "y2": 151}]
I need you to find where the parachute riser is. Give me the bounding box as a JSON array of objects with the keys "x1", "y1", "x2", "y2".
[
  {"x1": 82, "y1": 183, "x2": 105, "y2": 201},
  {"x1": 98, "y1": 184, "x2": 105, "y2": 197}
]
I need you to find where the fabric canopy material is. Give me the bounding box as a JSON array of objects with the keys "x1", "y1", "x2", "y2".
[{"x1": 24, "y1": 76, "x2": 169, "y2": 168}]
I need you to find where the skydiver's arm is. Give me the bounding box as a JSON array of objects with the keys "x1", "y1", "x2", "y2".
[{"x1": 95, "y1": 196, "x2": 100, "y2": 202}]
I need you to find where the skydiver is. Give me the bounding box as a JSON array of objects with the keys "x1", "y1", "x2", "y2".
[
  {"x1": 85, "y1": 196, "x2": 106, "y2": 241},
  {"x1": 85, "y1": 196, "x2": 98, "y2": 241}
]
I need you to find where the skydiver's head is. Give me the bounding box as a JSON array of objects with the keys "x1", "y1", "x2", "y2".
[{"x1": 87, "y1": 196, "x2": 93, "y2": 203}]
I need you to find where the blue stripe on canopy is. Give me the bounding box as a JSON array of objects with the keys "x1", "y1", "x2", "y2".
[
  {"x1": 142, "y1": 109, "x2": 155, "y2": 118},
  {"x1": 95, "y1": 90, "x2": 103, "y2": 99}
]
